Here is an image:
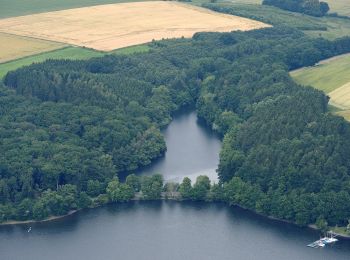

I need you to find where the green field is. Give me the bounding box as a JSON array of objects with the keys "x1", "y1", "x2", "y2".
[
  {"x1": 290, "y1": 54, "x2": 350, "y2": 93},
  {"x1": 191, "y1": 0, "x2": 261, "y2": 5},
  {"x1": 203, "y1": 2, "x2": 350, "y2": 40},
  {"x1": 290, "y1": 54, "x2": 350, "y2": 121},
  {"x1": 0, "y1": 0, "x2": 153, "y2": 19},
  {"x1": 0, "y1": 45, "x2": 150, "y2": 79},
  {"x1": 305, "y1": 16, "x2": 350, "y2": 40},
  {"x1": 1, "y1": 0, "x2": 350, "y2": 80}
]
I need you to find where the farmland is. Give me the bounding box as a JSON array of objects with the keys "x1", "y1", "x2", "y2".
[
  {"x1": 291, "y1": 54, "x2": 350, "y2": 93},
  {"x1": 0, "y1": 45, "x2": 150, "y2": 79},
  {"x1": 0, "y1": 0, "x2": 153, "y2": 19},
  {"x1": 337, "y1": 110, "x2": 350, "y2": 121},
  {"x1": 204, "y1": 2, "x2": 350, "y2": 40},
  {"x1": 291, "y1": 53, "x2": 350, "y2": 120},
  {"x1": 327, "y1": 0, "x2": 350, "y2": 17},
  {"x1": 0, "y1": 1, "x2": 269, "y2": 51},
  {"x1": 305, "y1": 16, "x2": 350, "y2": 40},
  {"x1": 0, "y1": 0, "x2": 261, "y2": 18},
  {"x1": 0, "y1": 33, "x2": 65, "y2": 63},
  {"x1": 328, "y1": 82, "x2": 350, "y2": 109}
]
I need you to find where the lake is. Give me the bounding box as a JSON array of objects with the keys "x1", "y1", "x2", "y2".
[{"x1": 1, "y1": 111, "x2": 349, "y2": 260}]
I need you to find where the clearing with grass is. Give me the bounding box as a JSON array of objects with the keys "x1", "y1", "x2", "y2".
[
  {"x1": 291, "y1": 53, "x2": 350, "y2": 120},
  {"x1": 0, "y1": 32, "x2": 65, "y2": 63},
  {"x1": 0, "y1": 1, "x2": 269, "y2": 51},
  {"x1": 290, "y1": 53, "x2": 350, "y2": 93},
  {"x1": 0, "y1": 45, "x2": 150, "y2": 79}
]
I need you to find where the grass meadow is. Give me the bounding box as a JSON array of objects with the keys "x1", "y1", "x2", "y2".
[
  {"x1": 291, "y1": 54, "x2": 350, "y2": 93},
  {"x1": 0, "y1": 45, "x2": 150, "y2": 79},
  {"x1": 0, "y1": 0, "x2": 152, "y2": 18},
  {"x1": 291, "y1": 54, "x2": 350, "y2": 120}
]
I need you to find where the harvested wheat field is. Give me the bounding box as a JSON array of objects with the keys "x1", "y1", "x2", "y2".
[
  {"x1": 0, "y1": 1, "x2": 269, "y2": 51},
  {"x1": 0, "y1": 32, "x2": 65, "y2": 63}
]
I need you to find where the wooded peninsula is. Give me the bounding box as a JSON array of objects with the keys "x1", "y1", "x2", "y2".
[{"x1": 1, "y1": 3, "x2": 350, "y2": 234}]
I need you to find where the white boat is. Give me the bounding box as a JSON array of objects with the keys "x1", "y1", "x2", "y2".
[
  {"x1": 307, "y1": 240, "x2": 325, "y2": 248},
  {"x1": 317, "y1": 241, "x2": 326, "y2": 248},
  {"x1": 320, "y1": 232, "x2": 338, "y2": 244},
  {"x1": 321, "y1": 237, "x2": 338, "y2": 244},
  {"x1": 308, "y1": 231, "x2": 338, "y2": 248}
]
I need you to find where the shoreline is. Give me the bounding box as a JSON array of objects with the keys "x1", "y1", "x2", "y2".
[
  {"x1": 0, "y1": 210, "x2": 79, "y2": 226},
  {"x1": 230, "y1": 203, "x2": 350, "y2": 239},
  {"x1": 232, "y1": 204, "x2": 350, "y2": 240},
  {"x1": 1, "y1": 199, "x2": 350, "y2": 239}
]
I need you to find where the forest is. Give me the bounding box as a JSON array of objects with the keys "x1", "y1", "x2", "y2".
[
  {"x1": 1, "y1": 7, "x2": 350, "y2": 227},
  {"x1": 262, "y1": 0, "x2": 330, "y2": 17}
]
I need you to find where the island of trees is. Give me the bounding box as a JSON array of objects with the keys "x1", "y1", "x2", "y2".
[
  {"x1": 1, "y1": 3, "x2": 350, "y2": 232},
  {"x1": 262, "y1": 0, "x2": 330, "y2": 17}
]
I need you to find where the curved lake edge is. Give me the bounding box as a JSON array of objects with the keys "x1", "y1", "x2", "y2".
[
  {"x1": 1, "y1": 109, "x2": 349, "y2": 239},
  {"x1": 2, "y1": 195, "x2": 349, "y2": 239}
]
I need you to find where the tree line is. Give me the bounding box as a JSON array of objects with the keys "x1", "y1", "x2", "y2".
[
  {"x1": 0, "y1": 173, "x2": 220, "y2": 222},
  {"x1": 262, "y1": 0, "x2": 330, "y2": 17}
]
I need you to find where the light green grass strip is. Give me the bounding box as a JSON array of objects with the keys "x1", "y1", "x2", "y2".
[
  {"x1": 0, "y1": 0, "x2": 153, "y2": 19},
  {"x1": 0, "y1": 47, "x2": 103, "y2": 78},
  {"x1": 0, "y1": 45, "x2": 150, "y2": 79},
  {"x1": 291, "y1": 54, "x2": 350, "y2": 93},
  {"x1": 112, "y1": 45, "x2": 150, "y2": 55},
  {"x1": 305, "y1": 16, "x2": 350, "y2": 40}
]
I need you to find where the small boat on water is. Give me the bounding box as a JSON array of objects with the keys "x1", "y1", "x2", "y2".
[
  {"x1": 307, "y1": 240, "x2": 325, "y2": 248},
  {"x1": 321, "y1": 232, "x2": 338, "y2": 244},
  {"x1": 307, "y1": 231, "x2": 338, "y2": 248},
  {"x1": 27, "y1": 227, "x2": 32, "y2": 233}
]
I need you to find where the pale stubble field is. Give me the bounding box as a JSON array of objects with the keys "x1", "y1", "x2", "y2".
[{"x1": 0, "y1": 1, "x2": 269, "y2": 51}]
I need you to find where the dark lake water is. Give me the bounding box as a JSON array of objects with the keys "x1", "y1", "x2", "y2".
[
  {"x1": 122, "y1": 110, "x2": 222, "y2": 183},
  {"x1": 1, "y1": 111, "x2": 350, "y2": 260}
]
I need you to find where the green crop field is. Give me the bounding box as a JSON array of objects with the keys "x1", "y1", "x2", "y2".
[
  {"x1": 305, "y1": 16, "x2": 350, "y2": 40},
  {"x1": 111, "y1": 45, "x2": 150, "y2": 55},
  {"x1": 191, "y1": 0, "x2": 261, "y2": 5},
  {"x1": 203, "y1": 2, "x2": 350, "y2": 40},
  {"x1": 0, "y1": 47, "x2": 102, "y2": 78},
  {"x1": 291, "y1": 54, "x2": 350, "y2": 120},
  {"x1": 0, "y1": 0, "x2": 153, "y2": 19},
  {"x1": 291, "y1": 54, "x2": 350, "y2": 93},
  {"x1": 0, "y1": 45, "x2": 150, "y2": 79}
]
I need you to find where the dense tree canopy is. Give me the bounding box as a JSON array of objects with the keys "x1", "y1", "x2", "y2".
[
  {"x1": 263, "y1": 0, "x2": 330, "y2": 17},
  {"x1": 1, "y1": 9, "x2": 350, "y2": 226}
]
